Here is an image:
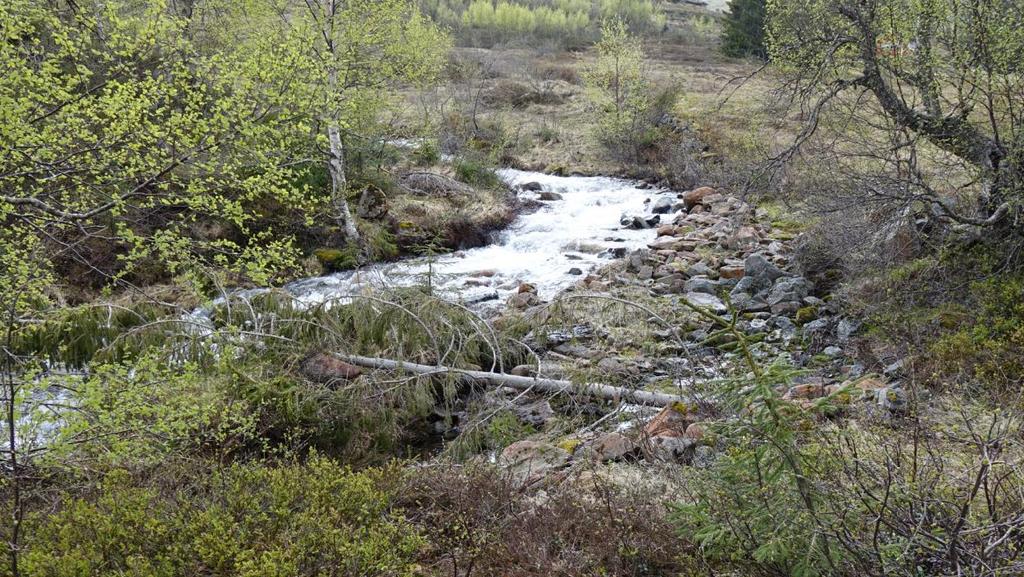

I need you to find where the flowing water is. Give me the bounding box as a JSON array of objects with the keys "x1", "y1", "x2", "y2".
[
  {"x1": 284, "y1": 169, "x2": 663, "y2": 309},
  {"x1": 10, "y1": 170, "x2": 667, "y2": 452}
]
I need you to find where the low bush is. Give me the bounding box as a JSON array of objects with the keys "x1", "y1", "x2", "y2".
[
  {"x1": 399, "y1": 464, "x2": 690, "y2": 576},
  {"x1": 23, "y1": 457, "x2": 423, "y2": 577},
  {"x1": 672, "y1": 356, "x2": 1024, "y2": 576},
  {"x1": 930, "y1": 274, "x2": 1024, "y2": 392},
  {"x1": 455, "y1": 158, "x2": 502, "y2": 187}
]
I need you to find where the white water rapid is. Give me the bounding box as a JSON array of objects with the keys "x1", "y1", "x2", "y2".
[{"x1": 284, "y1": 169, "x2": 664, "y2": 309}]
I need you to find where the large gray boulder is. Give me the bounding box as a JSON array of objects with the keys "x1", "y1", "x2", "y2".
[
  {"x1": 682, "y1": 292, "x2": 727, "y2": 313},
  {"x1": 767, "y1": 277, "x2": 812, "y2": 314},
  {"x1": 744, "y1": 253, "x2": 786, "y2": 284},
  {"x1": 651, "y1": 196, "x2": 676, "y2": 214},
  {"x1": 684, "y1": 277, "x2": 719, "y2": 295}
]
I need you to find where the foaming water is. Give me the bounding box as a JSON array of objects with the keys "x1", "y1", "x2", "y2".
[{"x1": 285, "y1": 169, "x2": 661, "y2": 308}]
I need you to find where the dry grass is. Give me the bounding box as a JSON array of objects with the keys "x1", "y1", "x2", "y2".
[{"x1": 396, "y1": 3, "x2": 801, "y2": 191}]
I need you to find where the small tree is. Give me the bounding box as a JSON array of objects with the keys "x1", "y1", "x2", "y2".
[
  {"x1": 583, "y1": 20, "x2": 652, "y2": 165},
  {"x1": 270, "y1": 0, "x2": 450, "y2": 246},
  {"x1": 721, "y1": 0, "x2": 768, "y2": 59}
]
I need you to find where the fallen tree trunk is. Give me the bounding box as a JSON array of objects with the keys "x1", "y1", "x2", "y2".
[{"x1": 336, "y1": 354, "x2": 687, "y2": 407}]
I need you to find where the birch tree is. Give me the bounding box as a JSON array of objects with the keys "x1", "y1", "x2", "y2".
[
  {"x1": 274, "y1": 0, "x2": 449, "y2": 245},
  {"x1": 767, "y1": 0, "x2": 1024, "y2": 232}
]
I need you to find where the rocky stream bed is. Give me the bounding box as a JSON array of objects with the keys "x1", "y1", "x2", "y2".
[{"x1": 303, "y1": 170, "x2": 915, "y2": 489}]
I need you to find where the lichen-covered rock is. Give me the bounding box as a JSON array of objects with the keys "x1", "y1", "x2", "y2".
[
  {"x1": 499, "y1": 441, "x2": 571, "y2": 486},
  {"x1": 584, "y1": 432, "x2": 639, "y2": 462}
]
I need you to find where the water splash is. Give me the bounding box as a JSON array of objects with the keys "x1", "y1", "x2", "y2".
[{"x1": 286, "y1": 169, "x2": 662, "y2": 309}]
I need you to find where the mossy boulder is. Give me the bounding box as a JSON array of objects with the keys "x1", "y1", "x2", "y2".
[
  {"x1": 313, "y1": 247, "x2": 359, "y2": 272},
  {"x1": 795, "y1": 305, "x2": 819, "y2": 325}
]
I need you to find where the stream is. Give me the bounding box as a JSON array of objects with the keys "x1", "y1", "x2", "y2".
[
  {"x1": 285, "y1": 169, "x2": 662, "y2": 309},
  {"x1": 11, "y1": 169, "x2": 668, "y2": 454}
]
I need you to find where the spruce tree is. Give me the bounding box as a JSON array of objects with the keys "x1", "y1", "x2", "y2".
[{"x1": 720, "y1": 0, "x2": 768, "y2": 59}]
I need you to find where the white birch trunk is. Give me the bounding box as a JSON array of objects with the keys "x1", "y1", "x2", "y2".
[{"x1": 324, "y1": 0, "x2": 360, "y2": 244}]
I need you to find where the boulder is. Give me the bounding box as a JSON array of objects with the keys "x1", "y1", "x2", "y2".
[
  {"x1": 596, "y1": 357, "x2": 634, "y2": 376},
  {"x1": 621, "y1": 215, "x2": 650, "y2": 230},
  {"x1": 744, "y1": 253, "x2": 785, "y2": 284},
  {"x1": 651, "y1": 196, "x2": 675, "y2": 214},
  {"x1": 836, "y1": 377, "x2": 887, "y2": 401},
  {"x1": 783, "y1": 383, "x2": 825, "y2": 400},
  {"x1": 876, "y1": 386, "x2": 908, "y2": 415},
  {"x1": 644, "y1": 404, "x2": 693, "y2": 438},
  {"x1": 767, "y1": 277, "x2": 812, "y2": 312},
  {"x1": 684, "y1": 277, "x2": 718, "y2": 295},
  {"x1": 300, "y1": 353, "x2": 363, "y2": 383},
  {"x1": 682, "y1": 186, "x2": 715, "y2": 209},
  {"x1": 510, "y1": 364, "x2": 536, "y2": 377},
  {"x1": 514, "y1": 400, "x2": 555, "y2": 428},
  {"x1": 684, "y1": 423, "x2": 706, "y2": 441},
  {"x1": 538, "y1": 191, "x2": 563, "y2": 201},
  {"x1": 586, "y1": 432, "x2": 639, "y2": 462},
  {"x1": 724, "y1": 226, "x2": 760, "y2": 250},
  {"x1": 719, "y1": 264, "x2": 745, "y2": 279},
  {"x1": 499, "y1": 441, "x2": 571, "y2": 486},
  {"x1": 507, "y1": 291, "x2": 542, "y2": 310},
  {"x1": 884, "y1": 358, "x2": 908, "y2": 378},
  {"x1": 685, "y1": 262, "x2": 714, "y2": 278},
  {"x1": 464, "y1": 289, "x2": 499, "y2": 304},
  {"x1": 837, "y1": 318, "x2": 861, "y2": 343},
  {"x1": 519, "y1": 181, "x2": 544, "y2": 192},
  {"x1": 356, "y1": 187, "x2": 388, "y2": 220},
  {"x1": 567, "y1": 267, "x2": 583, "y2": 275},
  {"x1": 648, "y1": 236, "x2": 685, "y2": 251},
  {"x1": 682, "y1": 292, "x2": 727, "y2": 313},
  {"x1": 647, "y1": 436, "x2": 697, "y2": 463}
]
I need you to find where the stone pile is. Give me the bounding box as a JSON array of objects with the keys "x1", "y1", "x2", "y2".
[{"x1": 485, "y1": 185, "x2": 912, "y2": 484}]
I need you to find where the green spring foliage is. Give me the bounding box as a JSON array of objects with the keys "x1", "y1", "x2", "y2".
[
  {"x1": 23, "y1": 457, "x2": 423, "y2": 577},
  {"x1": 930, "y1": 273, "x2": 1024, "y2": 393},
  {"x1": 454, "y1": 158, "x2": 502, "y2": 188},
  {"x1": 14, "y1": 287, "x2": 530, "y2": 462},
  {"x1": 673, "y1": 353, "x2": 1024, "y2": 576},
  {"x1": 0, "y1": 0, "x2": 448, "y2": 304},
  {"x1": 419, "y1": 0, "x2": 665, "y2": 48},
  {"x1": 583, "y1": 20, "x2": 667, "y2": 165}
]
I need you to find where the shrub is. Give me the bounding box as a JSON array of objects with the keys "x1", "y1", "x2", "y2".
[
  {"x1": 23, "y1": 457, "x2": 424, "y2": 577},
  {"x1": 930, "y1": 273, "x2": 1024, "y2": 394},
  {"x1": 412, "y1": 139, "x2": 442, "y2": 165},
  {"x1": 538, "y1": 62, "x2": 580, "y2": 83},
  {"x1": 535, "y1": 123, "x2": 560, "y2": 144},
  {"x1": 454, "y1": 158, "x2": 501, "y2": 187},
  {"x1": 398, "y1": 464, "x2": 689, "y2": 576},
  {"x1": 583, "y1": 21, "x2": 673, "y2": 167},
  {"x1": 314, "y1": 246, "x2": 361, "y2": 272},
  {"x1": 671, "y1": 353, "x2": 1024, "y2": 576}
]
